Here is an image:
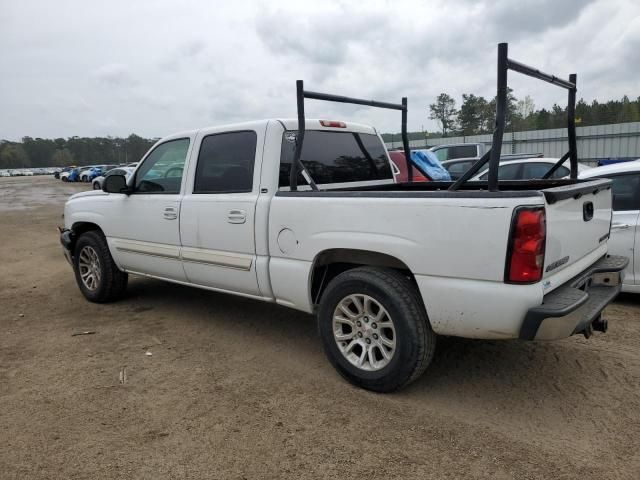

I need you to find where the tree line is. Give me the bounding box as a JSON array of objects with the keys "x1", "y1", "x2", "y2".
[
  {"x1": 0, "y1": 134, "x2": 158, "y2": 169},
  {"x1": 382, "y1": 93, "x2": 640, "y2": 141}
]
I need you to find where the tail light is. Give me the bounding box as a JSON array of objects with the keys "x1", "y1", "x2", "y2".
[{"x1": 505, "y1": 207, "x2": 546, "y2": 283}]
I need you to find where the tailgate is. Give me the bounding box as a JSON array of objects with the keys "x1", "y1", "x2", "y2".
[{"x1": 542, "y1": 179, "x2": 612, "y2": 278}]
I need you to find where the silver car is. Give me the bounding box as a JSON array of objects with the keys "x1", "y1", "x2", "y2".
[{"x1": 91, "y1": 167, "x2": 135, "y2": 190}]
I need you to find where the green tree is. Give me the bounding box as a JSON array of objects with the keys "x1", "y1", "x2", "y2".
[
  {"x1": 51, "y1": 148, "x2": 75, "y2": 166},
  {"x1": 429, "y1": 93, "x2": 457, "y2": 136},
  {"x1": 0, "y1": 143, "x2": 30, "y2": 169},
  {"x1": 458, "y1": 94, "x2": 489, "y2": 135}
]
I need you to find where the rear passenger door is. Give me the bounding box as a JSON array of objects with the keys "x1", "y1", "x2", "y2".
[
  {"x1": 180, "y1": 128, "x2": 264, "y2": 296},
  {"x1": 605, "y1": 173, "x2": 640, "y2": 285}
]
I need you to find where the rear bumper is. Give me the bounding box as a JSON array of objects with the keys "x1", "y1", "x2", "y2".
[{"x1": 519, "y1": 255, "x2": 628, "y2": 340}]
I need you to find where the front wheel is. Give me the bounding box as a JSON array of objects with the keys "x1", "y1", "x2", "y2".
[
  {"x1": 73, "y1": 230, "x2": 128, "y2": 303},
  {"x1": 317, "y1": 267, "x2": 435, "y2": 392},
  {"x1": 92, "y1": 182, "x2": 101, "y2": 190}
]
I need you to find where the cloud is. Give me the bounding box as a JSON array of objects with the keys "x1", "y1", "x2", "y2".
[
  {"x1": 0, "y1": 0, "x2": 637, "y2": 140},
  {"x1": 92, "y1": 63, "x2": 135, "y2": 87}
]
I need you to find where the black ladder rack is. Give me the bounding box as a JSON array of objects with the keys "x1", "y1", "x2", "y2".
[
  {"x1": 449, "y1": 42, "x2": 578, "y2": 191},
  {"x1": 290, "y1": 80, "x2": 413, "y2": 191}
]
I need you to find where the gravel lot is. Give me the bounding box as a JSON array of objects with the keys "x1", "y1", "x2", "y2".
[{"x1": 1, "y1": 176, "x2": 640, "y2": 479}]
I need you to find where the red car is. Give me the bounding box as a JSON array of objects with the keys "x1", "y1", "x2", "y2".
[{"x1": 388, "y1": 151, "x2": 429, "y2": 183}]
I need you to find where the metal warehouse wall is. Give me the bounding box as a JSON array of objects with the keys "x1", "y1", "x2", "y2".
[{"x1": 385, "y1": 122, "x2": 640, "y2": 166}]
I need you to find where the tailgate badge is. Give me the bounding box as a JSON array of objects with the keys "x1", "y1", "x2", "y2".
[{"x1": 545, "y1": 256, "x2": 570, "y2": 273}]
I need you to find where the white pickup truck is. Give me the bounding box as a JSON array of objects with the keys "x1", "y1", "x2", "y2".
[{"x1": 60, "y1": 45, "x2": 627, "y2": 392}]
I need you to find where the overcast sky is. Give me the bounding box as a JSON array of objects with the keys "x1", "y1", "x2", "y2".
[{"x1": 1, "y1": 0, "x2": 638, "y2": 141}]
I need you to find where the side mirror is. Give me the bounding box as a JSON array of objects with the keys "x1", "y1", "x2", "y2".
[{"x1": 103, "y1": 174, "x2": 130, "y2": 194}]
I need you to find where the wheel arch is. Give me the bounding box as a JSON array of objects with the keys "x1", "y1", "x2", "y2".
[
  {"x1": 309, "y1": 248, "x2": 421, "y2": 307},
  {"x1": 67, "y1": 221, "x2": 105, "y2": 255}
]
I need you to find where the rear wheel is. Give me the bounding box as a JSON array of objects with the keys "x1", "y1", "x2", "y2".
[
  {"x1": 317, "y1": 267, "x2": 435, "y2": 392},
  {"x1": 92, "y1": 181, "x2": 101, "y2": 190},
  {"x1": 73, "y1": 230, "x2": 128, "y2": 303}
]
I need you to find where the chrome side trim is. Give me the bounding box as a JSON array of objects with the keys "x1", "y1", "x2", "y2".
[
  {"x1": 112, "y1": 238, "x2": 253, "y2": 271},
  {"x1": 113, "y1": 239, "x2": 180, "y2": 259},
  {"x1": 181, "y1": 246, "x2": 253, "y2": 271}
]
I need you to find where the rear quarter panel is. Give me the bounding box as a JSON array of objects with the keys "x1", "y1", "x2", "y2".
[{"x1": 267, "y1": 193, "x2": 545, "y2": 325}]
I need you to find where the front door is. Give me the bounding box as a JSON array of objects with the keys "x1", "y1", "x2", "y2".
[
  {"x1": 106, "y1": 137, "x2": 192, "y2": 281},
  {"x1": 605, "y1": 173, "x2": 640, "y2": 286},
  {"x1": 179, "y1": 128, "x2": 263, "y2": 296}
]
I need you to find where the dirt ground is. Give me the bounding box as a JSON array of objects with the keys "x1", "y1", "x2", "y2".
[{"x1": 1, "y1": 175, "x2": 639, "y2": 479}]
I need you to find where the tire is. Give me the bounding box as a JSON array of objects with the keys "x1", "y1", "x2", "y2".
[
  {"x1": 73, "y1": 230, "x2": 128, "y2": 303},
  {"x1": 92, "y1": 182, "x2": 101, "y2": 190},
  {"x1": 61, "y1": 177, "x2": 68, "y2": 182},
  {"x1": 317, "y1": 267, "x2": 435, "y2": 393}
]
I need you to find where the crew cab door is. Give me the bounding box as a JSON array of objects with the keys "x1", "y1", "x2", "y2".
[
  {"x1": 179, "y1": 127, "x2": 264, "y2": 296},
  {"x1": 105, "y1": 136, "x2": 192, "y2": 281}
]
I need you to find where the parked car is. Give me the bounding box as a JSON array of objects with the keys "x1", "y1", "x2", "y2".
[
  {"x1": 55, "y1": 166, "x2": 73, "y2": 179},
  {"x1": 79, "y1": 166, "x2": 99, "y2": 182},
  {"x1": 470, "y1": 157, "x2": 591, "y2": 181},
  {"x1": 92, "y1": 167, "x2": 135, "y2": 190},
  {"x1": 59, "y1": 46, "x2": 626, "y2": 392},
  {"x1": 0, "y1": 170, "x2": 10, "y2": 177},
  {"x1": 61, "y1": 167, "x2": 82, "y2": 182},
  {"x1": 580, "y1": 160, "x2": 640, "y2": 292},
  {"x1": 442, "y1": 153, "x2": 543, "y2": 180}
]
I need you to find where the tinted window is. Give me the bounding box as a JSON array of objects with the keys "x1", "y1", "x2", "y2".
[
  {"x1": 194, "y1": 131, "x2": 257, "y2": 193},
  {"x1": 279, "y1": 131, "x2": 392, "y2": 187},
  {"x1": 446, "y1": 161, "x2": 474, "y2": 180},
  {"x1": 433, "y1": 145, "x2": 477, "y2": 161},
  {"x1": 479, "y1": 163, "x2": 521, "y2": 181},
  {"x1": 520, "y1": 162, "x2": 570, "y2": 179},
  {"x1": 522, "y1": 162, "x2": 552, "y2": 179},
  {"x1": 135, "y1": 138, "x2": 190, "y2": 194},
  {"x1": 551, "y1": 166, "x2": 570, "y2": 179},
  {"x1": 434, "y1": 149, "x2": 448, "y2": 162},
  {"x1": 607, "y1": 174, "x2": 640, "y2": 211}
]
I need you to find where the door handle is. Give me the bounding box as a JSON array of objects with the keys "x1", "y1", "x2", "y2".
[
  {"x1": 611, "y1": 223, "x2": 630, "y2": 231},
  {"x1": 163, "y1": 206, "x2": 178, "y2": 220},
  {"x1": 228, "y1": 209, "x2": 246, "y2": 224}
]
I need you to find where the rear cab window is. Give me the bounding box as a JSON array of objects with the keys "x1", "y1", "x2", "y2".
[{"x1": 279, "y1": 130, "x2": 392, "y2": 188}]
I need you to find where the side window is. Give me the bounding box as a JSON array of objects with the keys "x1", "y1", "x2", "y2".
[
  {"x1": 279, "y1": 130, "x2": 392, "y2": 187},
  {"x1": 194, "y1": 131, "x2": 257, "y2": 193},
  {"x1": 608, "y1": 174, "x2": 640, "y2": 211},
  {"x1": 433, "y1": 148, "x2": 448, "y2": 162},
  {"x1": 135, "y1": 138, "x2": 190, "y2": 194},
  {"x1": 447, "y1": 161, "x2": 472, "y2": 179},
  {"x1": 107, "y1": 169, "x2": 123, "y2": 177},
  {"x1": 551, "y1": 166, "x2": 570, "y2": 179},
  {"x1": 498, "y1": 163, "x2": 522, "y2": 180},
  {"x1": 479, "y1": 163, "x2": 521, "y2": 181},
  {"x1": 522, "y1": 162, "x2": 553, "y2": 179},
  {"x1": 449, "y1": 145, "x2": 478, "y2": 160}
]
